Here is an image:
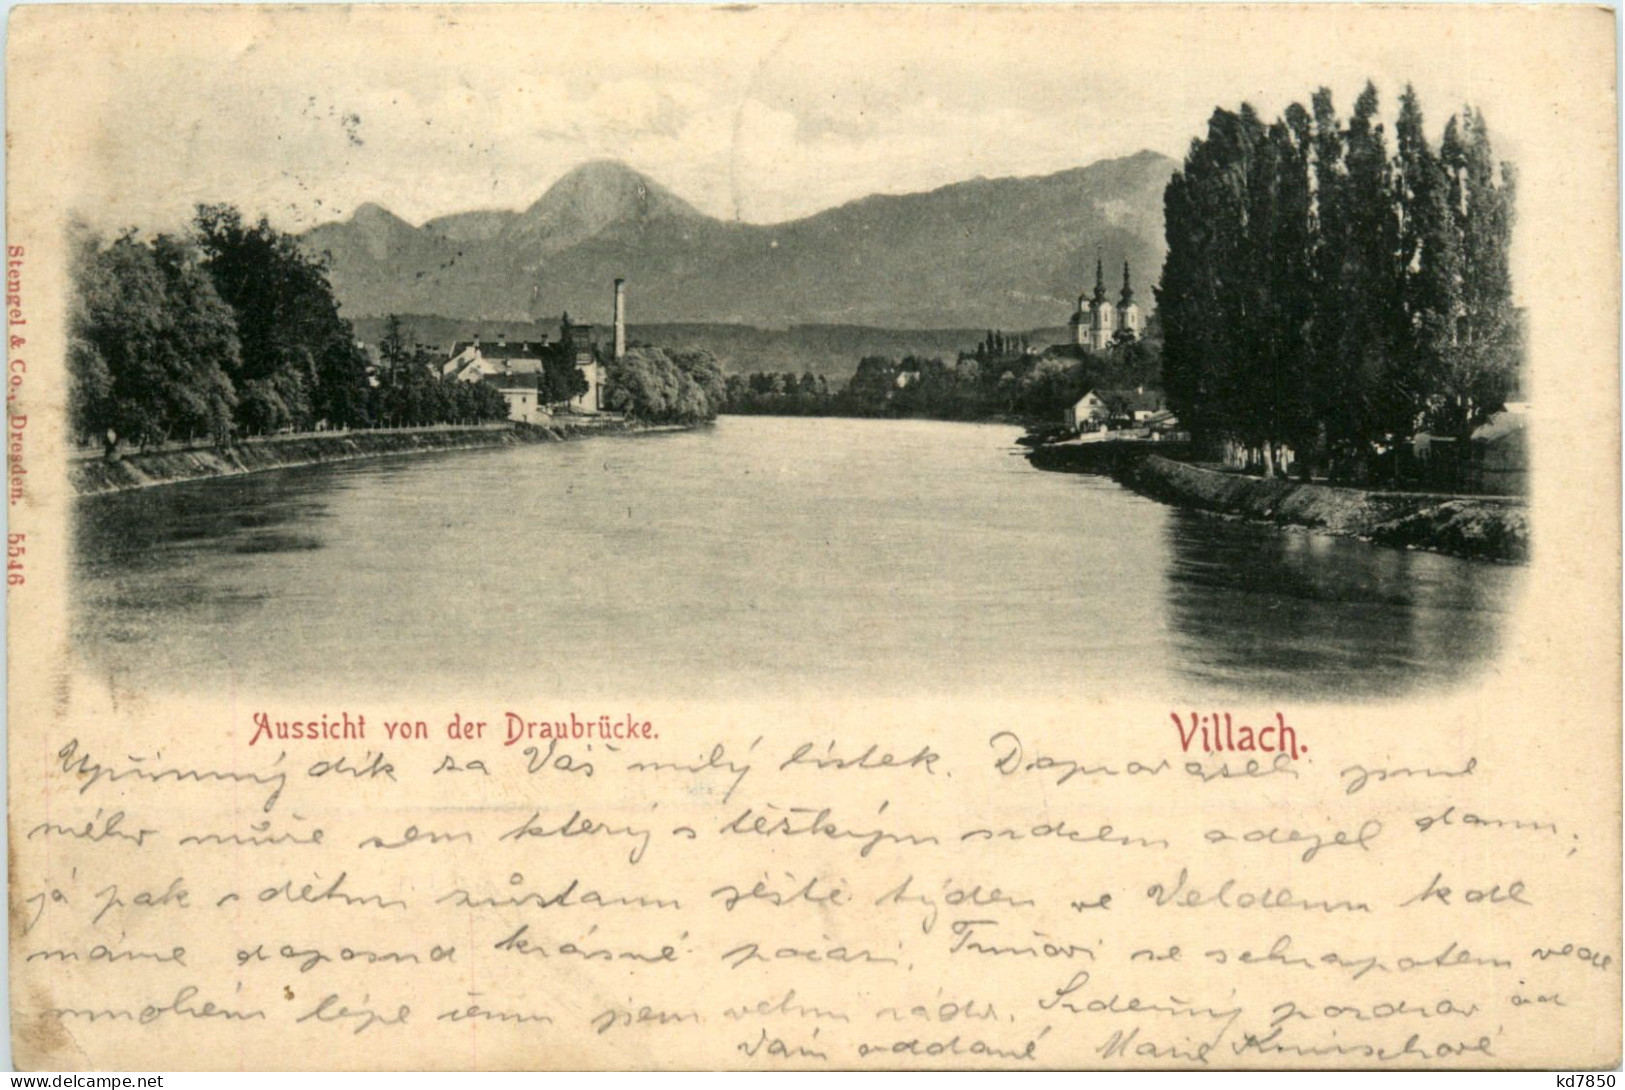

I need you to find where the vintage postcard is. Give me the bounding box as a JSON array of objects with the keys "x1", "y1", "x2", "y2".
[{"x1": 5, "y1": 2, "x2": 1620, "y2": 1071}]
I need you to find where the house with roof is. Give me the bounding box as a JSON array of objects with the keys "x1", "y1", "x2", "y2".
[
  {"x1": 1144, "y1": 407, "x2": 1182, "y2": 438},
  {"x1": 1065, "y1": 386, "x2": 1165, "y2": 433},
  {"x1": 437, "y1": 320, "x2": 604, "y2": 419},
  {"x1": 1099, "y1": 387, "x2": 1163, "y2": 425},
  {"x1": 1065, "y1": 390, "x2": 1110, "y2": 431},
  {"x1": 487, "y1": 371, "x2": 545, "y2": 424},
  {"x1": 443, "y1": 337, "x2": 550, "y2": 383},
  {"x1": 433, "y1": 280, "x2": 629, "y2": 422}
]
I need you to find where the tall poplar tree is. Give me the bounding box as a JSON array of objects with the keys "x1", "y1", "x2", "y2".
[
  {"x1": 1433, "y1": 107, "x2": 1520, "y2": 440},
  {"x1": 1337, "y1": 82, "x2": 1404, "y2": 458},
  {"x1": 1306, "y1": 87, "x2": 1348, "y2": 467},
  {"x1": 1157, "y1": 80, "x2": 1519, "y2": 479},
  {"x1": 1158, "y1": 109, "x2": 1250, "y2": 442},
  {"x1": 1393, "y1": 86, "x2": 1463, "y2": 440},
  {"x1": 1260, "y1": 104, "x2": 1319, "y2": 475}
]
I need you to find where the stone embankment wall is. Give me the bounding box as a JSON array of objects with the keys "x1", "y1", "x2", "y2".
[
  {"x1": 1028, "y1": 443, "x2": 1526, "y2": 563},
  {"x1": 71, "y1": 420, "x2": 638, "y2": 496},
  {"x1": 1121, "y1": 455, "x2": 1527, "y2": 562}
]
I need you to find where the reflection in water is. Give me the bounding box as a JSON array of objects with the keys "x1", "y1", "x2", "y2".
[
  {"x1": 75, "y1": 469, "x2": 340, "y2": 654},
  {"x1": 1159, "y1": 509, "x2": 1513, "y2": 697},
  {"x1": 71, "y1": 418, "x2": 1520, "y2": 700}
]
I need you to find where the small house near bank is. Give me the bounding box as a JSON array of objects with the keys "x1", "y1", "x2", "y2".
[
  {"x1": 1066, "y1": 387, "x2": 1164, "y2": 432},
  {"x1": 1101, "y1": 387, "x2": 1162, "y2": 425},
  {"x1": 488, "y1": 372, "x2": 544, "y2": 424},
  {"x1": 1065, "y1": 391, "x2": 1110, "y2": 430},
  {"x1": 1145, "y1": 408, "x2": 1182, "y2": 438}
]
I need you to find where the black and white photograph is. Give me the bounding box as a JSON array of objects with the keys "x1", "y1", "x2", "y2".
[
  {"x1": 5, "y1": 3, "x2": 1618, "y2": 1074},
  {"x1": 57, "y1": 6, "x2": 1531, "y2": 703}
]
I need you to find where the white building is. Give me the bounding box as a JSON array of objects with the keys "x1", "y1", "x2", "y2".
[
  {"x1": 435, "y1": 279, "x2": 628, "y2": 420},
  {"x1": 1065, "y1": 390, "x2": 1110, "y2": 430},
  {"x1": 489, "y1": 373, "x2": 545, "y2": 424},
  {"x1": 1067, "y1": 258, "x2": 1145, "y2": 352}
]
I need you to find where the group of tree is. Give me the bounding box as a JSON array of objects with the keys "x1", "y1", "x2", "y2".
[
  {"x1": 1157, "y1": 82, "x2": 1520, "y2": 479},
  {"x1": 68, "y1": 205, "x2": 515, "y2": 456},
  {"x1": 69, "y1": 229, "x2": 243, "y2": 454},
  {"x1": 719, "y1": 337, "x2": 1161, "y2": 424},
  {"x1": 723, "y1": 371, "x2": 833, "y2": 415},
  {"x1": 546, "y1": 320, "x2": 594, "y2": 406},
  {"x1": 878, "y1": 355, "x2": 1013, "y2": 420},
  {"x1": 1009, "y1": 341, "x2": 1161, "y2": 422},
  {"x1": 744, "y1": 355, "x2": 988, "y2": 419},
  {"x1": 375, "y1": 316, "x2": 510, "y2": 428},
  {"x1": 973, "y1": 331, "x2": 1030, "y2": 362},
  {"x1": 601, "y1": 345, "x2": 725, "y2": 424}
]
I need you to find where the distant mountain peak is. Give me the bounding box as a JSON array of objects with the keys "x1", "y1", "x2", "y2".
[
  {"x1": 350, "y1": 201, "x2": 404, "y2": 225},
  {"x1": 550, "y1": 158, "x2": 653, "y2": 187},
  {"x1": 300, "y1": 152, "x2": 1176, "y2": 329},
  {"x1": 522, "y1": 159, "x2": 701, "y2": 221},
  {"x1": 504, "y1": 158, "x2": 703, "y2": 253}
]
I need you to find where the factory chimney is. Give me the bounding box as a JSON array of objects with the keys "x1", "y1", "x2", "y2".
[{"x1": 612, "y1": 278, "x2": 627, "y2": 361}]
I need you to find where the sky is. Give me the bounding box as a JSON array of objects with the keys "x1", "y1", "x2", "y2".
[{"x1": 18, "y1": 4, "x2": 1560, "y2": 236}]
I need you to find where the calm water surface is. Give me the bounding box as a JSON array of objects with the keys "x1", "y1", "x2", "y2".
[{"x1": 73, "y1": 416, "x2": 1519, "y2": 700}]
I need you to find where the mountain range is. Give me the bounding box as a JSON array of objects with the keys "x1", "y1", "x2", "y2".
[{"x1": 300, "y1": 152, "x2": 1177, "y2": 331}]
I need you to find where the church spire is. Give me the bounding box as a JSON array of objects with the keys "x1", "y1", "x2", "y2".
[
  {"x1": 1092, "y1": 255, "x2": 1107, "y2": 304},
  {"x1": 1120, "y1": 260, "x2": 1134, "y2": 306}
]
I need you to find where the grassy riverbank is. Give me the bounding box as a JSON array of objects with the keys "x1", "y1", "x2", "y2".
[
  {"x1": 1032, "y1": 445, "x2": 1526, "y2": 563},
  {"x1": 71, "y1": 419, "x2": 646, "y2": 495}
]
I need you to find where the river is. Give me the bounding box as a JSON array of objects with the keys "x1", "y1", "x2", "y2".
[{"x1": 73, "y1": 415, "x2": 1520, "y2": 701}]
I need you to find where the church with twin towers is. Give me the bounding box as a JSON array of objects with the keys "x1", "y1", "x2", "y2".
[{"x1": 1068, "y1": 257, "x2": 1145, "y2": 352}]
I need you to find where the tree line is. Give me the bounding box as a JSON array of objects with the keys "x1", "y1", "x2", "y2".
[
  {"x1": 723, "y1": 371, "x2": 833, "y2": 415},
  {"x1": 1157, "y1": 82, "x2": 1520, "y2": 479},
  {"x1": 68, "y1": 205, "x2": 509, "y2": 456},
  {"x1": 373, "y1": 314, "x2": 510, "y2": 429},
  {"x1": 722, "y1": 338, "x2": 1160, "y2": 424},
  {"x1": 601, "y1": 345, "x2": 726, "y2": 424}
]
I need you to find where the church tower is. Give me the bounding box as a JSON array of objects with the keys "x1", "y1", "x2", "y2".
[
  {"x1": 1088, "y1": 256, "x2": 1117, "y2": 351},
  {"x1": 1068, "y1": 289, "x2": 1089, "y2": 347},
  {"x1": 1117, "y1": 260, "x2": 1144, "y2": 342}
]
